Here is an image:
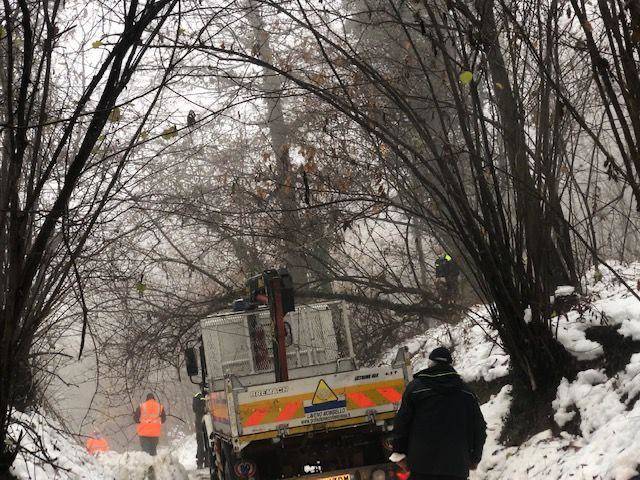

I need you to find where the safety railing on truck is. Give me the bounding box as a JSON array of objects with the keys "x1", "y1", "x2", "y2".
[{"x1": 200, "y1": 301, "x2": 354, "y2": 382}]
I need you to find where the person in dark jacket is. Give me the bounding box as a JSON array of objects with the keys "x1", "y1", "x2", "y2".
[
  {"x1": 390, "y1": 347, "x2": 486, "y2": 480},
  {"x1": 435, "y1": 251, "x2": 460, "y2": 303},
  {"x1": 193, "y1": 391, "x2": 207, "y2": 469}
]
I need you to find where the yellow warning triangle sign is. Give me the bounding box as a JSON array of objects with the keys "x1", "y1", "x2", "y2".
[{"x1": 312, "y1": 379, "x2": 338, "y2": 405}]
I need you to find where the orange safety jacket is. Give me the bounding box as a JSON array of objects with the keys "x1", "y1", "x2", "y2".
[
  {"x1": 86, "y1": 437, "x2": 109, "y2": 455},
  {"x1": 136, "y1": 399, "x2": 164, "y2": 437}
]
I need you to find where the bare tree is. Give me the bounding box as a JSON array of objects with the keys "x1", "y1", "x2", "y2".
[
  {"x1": 0, "y1": 0, "x2": 182, "y2": 471},
  {"x1": 190, "y1": 0, "x2": 607, "y2": 401},
  {"x1": 61, "y1": 0, "x2": 640, "y2": 446}
]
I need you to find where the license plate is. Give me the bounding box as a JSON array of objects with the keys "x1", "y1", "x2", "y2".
[{"x1": 320, "y1": 476, "x2": 351, "y2": 480}]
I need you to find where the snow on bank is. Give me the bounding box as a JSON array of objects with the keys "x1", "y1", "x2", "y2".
[
  {"x1": 99, "y1": 451, "x2": 189, "y2": 480},
  {"x1": 9, "y1": 410, "x2": 194, "y2": 479},
  {"x1": 382, "y1": 305, "x2": 510, "y2": 383},
  {"x1": 9, "y1": 411, "x2": 114, "y2": 479},
  {"x1": 167, "y1": 433, "x2": 198, "y2": 472},
  {"x1": 471, "y1": 380, "x2": 640, "y2": 480},
  {"x1": 390, "y1": 262, "x2": 640, "y2": 480},
  {"x1": 551, "y1": 262, "x2": 640, "y2": 361},
  {"x1": 386, "y1": 263, "x2": 640, "y2": 374}
]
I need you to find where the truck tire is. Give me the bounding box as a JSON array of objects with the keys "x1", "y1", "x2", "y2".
[
  {"x1": 223, "y1": 457, "x2": 234, "y2": 480},
  {"x1": 220, "y1": 442, "x2": 236, "y2": 480},
  {"x1": 207, "y1": 450, "x2": 218, "y2": 480},
  {"x1": 206, "y1": 434, "x2": 224, "y2": 480}
]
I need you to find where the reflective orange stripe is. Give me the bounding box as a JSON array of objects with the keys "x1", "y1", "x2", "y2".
[
  {"x1": 347, "y1": 392, "x2": 375, "y2": 408},
  {"x1": 239, "y1": 379, "x2": 406, "y2": 428},
  {"x1": 276, "y1": 401, "x2": 302, "y2": 422},
  {"x1": 377, "y1": 387, "x2": 402, "y2": 403},
  {"x1": 244, "y1": 407, "x2": 269, "y2": 427}
]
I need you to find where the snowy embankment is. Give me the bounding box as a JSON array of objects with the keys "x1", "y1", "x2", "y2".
[
  {"x1": 98, "y1": 450, "x2": 191, "y2": 480},
  {"x1": 383, "y1": 262, "x2": 640, "y2": 480},
  {"x1": 9, "y1": 411, "x2": 194, "y2": 479},
  {"x1": 9, "y1": 411, "x2": 113, "y2": 479}
]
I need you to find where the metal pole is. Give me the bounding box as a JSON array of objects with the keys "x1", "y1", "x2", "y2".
[
  {"x1": 245, "y1": 316, "x2": 256, "y2": 374},
  {"x1": 341, "y1": 301, "x2": 355, "y2": 359},
  {"x1": 270, "y1": 276, "x2": 289, "y2": 382}
]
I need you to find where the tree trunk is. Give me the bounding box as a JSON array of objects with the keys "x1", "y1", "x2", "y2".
[
  {"x1": 474, "y1": 0, "x2": 574, "y2": 391},
  {"x1": 247, "y1": 1, "x2": 309, "y2": 287}
]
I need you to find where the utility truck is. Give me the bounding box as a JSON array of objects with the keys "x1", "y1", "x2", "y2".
[{"x1": 185, "y1": 269, "x2": 411, "y2": 480}]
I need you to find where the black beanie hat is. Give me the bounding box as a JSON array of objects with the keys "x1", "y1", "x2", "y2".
[{"x1": 429, "y1": 346, "x2": 453, "y2": 364}]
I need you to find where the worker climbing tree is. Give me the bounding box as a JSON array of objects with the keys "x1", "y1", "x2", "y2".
[{"x1": 434, "y1": 246, "x2": 460, "y2": 303}]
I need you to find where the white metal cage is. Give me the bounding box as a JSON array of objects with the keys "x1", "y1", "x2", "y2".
[{"x1": 201, "y1": 301, "x2": 353, "y2": 381}]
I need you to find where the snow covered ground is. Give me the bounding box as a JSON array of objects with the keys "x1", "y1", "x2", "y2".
[
  {"x1": 9, "y1": 411, "x2": 114, "y2": 479},
  {"x1": 9, "y1": 411, "x2": 200, "y2": 480},
  {"x1": 98, "y1": 450, "x2": 192, "y2": 480},
  {"x1": 383, "y1": 262, "x2": 640, "y2": 480},
  {"x1": 10, "y1": 262, "x2": 640, "y2": 479}
]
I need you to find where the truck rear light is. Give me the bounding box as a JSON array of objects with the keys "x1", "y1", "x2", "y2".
[{"x1": 395, "y1": 471, "x2": 410, "y2": 480}]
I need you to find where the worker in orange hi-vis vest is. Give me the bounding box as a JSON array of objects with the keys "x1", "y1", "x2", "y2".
[
  {"x1": 133, "y1": 393, "x2": 166, "y2": 456},
  {"x1": 85, "y1": 431, "x2": 109, "y2": 455}
]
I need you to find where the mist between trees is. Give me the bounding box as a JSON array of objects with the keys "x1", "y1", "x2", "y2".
[{"x1": 1, "y1": 0, "x2": 639, "y2": 470}]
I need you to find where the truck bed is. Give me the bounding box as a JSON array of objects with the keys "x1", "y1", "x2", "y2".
[{"x1": 208, "y1": 364, "x2": 408, "y2": 450}]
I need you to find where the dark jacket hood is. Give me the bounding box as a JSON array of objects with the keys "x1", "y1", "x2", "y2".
[{"x1": 414, "y1": 363, "x2": 465, "y2": 394}]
